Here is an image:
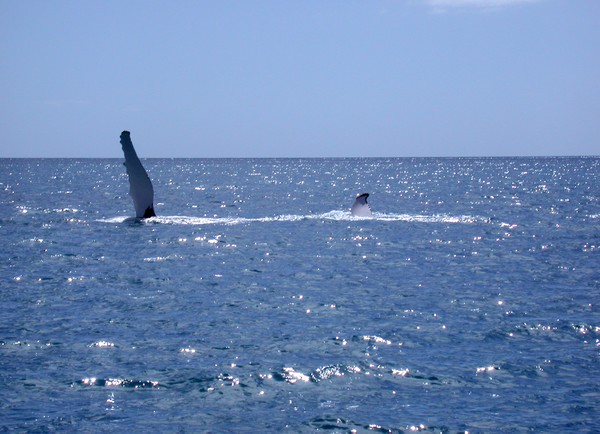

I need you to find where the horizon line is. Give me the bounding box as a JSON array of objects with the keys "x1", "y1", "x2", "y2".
[{"x1": 1, "y1": 155, "x2": 598, "y2": 160}]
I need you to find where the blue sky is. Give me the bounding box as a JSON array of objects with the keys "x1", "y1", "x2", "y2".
[{"x1": 1, "y1": 0, "x2": 598, "y2": 157}]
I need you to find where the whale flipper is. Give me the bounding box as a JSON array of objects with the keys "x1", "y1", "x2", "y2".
[
  {"x1": 120, "y1": 131, "x2": 156, "y2": 218},
  {"x1": 351, "y1": 193, "x2": 372, "y2": 217}
]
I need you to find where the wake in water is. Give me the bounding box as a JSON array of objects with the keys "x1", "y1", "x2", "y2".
[{"x1": 99, "y1": 210, "x2": 489, "y2": 225}]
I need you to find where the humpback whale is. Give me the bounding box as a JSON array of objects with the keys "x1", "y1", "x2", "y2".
[
  {"x1": 120, "y1": 131, "x2": 156, "y2": 218},
  {"x1": 351, "y1": 193, "x2": 372, "y2": 217}
]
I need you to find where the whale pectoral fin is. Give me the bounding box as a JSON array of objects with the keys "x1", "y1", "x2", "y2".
[
  {"x1": 351, "y1": 193, "x2": 372, "y2": 217},
  {"x1": 120, "y1": 131, "x2": 156, "y2": 219}
]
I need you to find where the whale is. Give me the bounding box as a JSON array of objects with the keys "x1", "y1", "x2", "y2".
[
  {"x1": 351, "y1": 193, "x2": 372, "y2": 217},
  {"x1": 120, "y1": 131, "x2": 156, "y2": 218}
]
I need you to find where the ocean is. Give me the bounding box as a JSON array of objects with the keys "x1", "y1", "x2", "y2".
[{"x1": 1, "y1": 157, "x2": 598, "y2": 432}]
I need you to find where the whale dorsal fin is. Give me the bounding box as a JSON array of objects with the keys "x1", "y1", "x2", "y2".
[
  {"x1": 351, "y1": 193, "x2": 372, "y2": 217},
  {"x1": 120, "y1": 131, "x2": 156, "y2": 218}
]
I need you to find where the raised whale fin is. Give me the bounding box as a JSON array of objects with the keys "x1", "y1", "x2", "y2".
[
  {"x1": 120, "y1": 131, "x2": 156, "y2": 218},
  {"x1": 350, "y1": 193, "x2": 372, "y2": 217}
]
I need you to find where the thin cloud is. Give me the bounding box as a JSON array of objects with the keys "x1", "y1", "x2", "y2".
[{"x1": 424, "y1": 0, "x2": 541, "y2": 11}]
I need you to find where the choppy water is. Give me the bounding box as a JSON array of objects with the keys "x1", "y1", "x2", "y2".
[{"x1": 1, "y1": 157, "x2": 599, "y2": 432}]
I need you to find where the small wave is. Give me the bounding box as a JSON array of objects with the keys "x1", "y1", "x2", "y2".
[
  {"x1": 269, "y1": 361, "x2": 411, "y2": 385},
  {"x1": 304, "y1": 415, "x2": 402, "y2": 433},
  {"x1": 99, "y1": 211, "x2": 487, "y2": 226},
  {"x1": 75, "y1": 377, "x2": 160, "y2": 388},
  {"x1": 88, "y1": 340, "x2": 116, "y2": 348},
  {"x1": 269, "y1": 365, "x2": 362, "y2": 384}
]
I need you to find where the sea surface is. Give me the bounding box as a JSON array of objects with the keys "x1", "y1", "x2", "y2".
[{"x1": 1, "y1": 157, "x2": 599, "y2": 433}]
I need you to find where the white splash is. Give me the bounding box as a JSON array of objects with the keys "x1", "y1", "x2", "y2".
[{"x1": 99, "y1": 210, "x2": 487, "y2": 226}]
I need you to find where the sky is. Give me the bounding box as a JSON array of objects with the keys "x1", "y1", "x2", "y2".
[{"x1": 1, "y1": 0, "x2": 599, "y2": 157}]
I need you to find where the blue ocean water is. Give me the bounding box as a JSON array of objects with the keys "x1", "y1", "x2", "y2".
[{"x1": 1, "y1": 157, "x2": 599, "y2": 432}]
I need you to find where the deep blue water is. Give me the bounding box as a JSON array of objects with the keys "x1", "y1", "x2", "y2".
[{"x1": 1, "y1": 157, "x2": 599, "y2": 432}]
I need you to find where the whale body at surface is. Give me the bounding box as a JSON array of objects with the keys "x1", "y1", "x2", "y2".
[
  {"x1": 120, "y1": 131, "x2": 156, "y2": 218},
  {"x1": 351, "y1": 193, "x2": 372, "y2": 217}
]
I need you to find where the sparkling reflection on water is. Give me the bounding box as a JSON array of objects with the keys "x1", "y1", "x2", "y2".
[{"x1": 1, "y1": 157, "x2": 599, "y2": 432}]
